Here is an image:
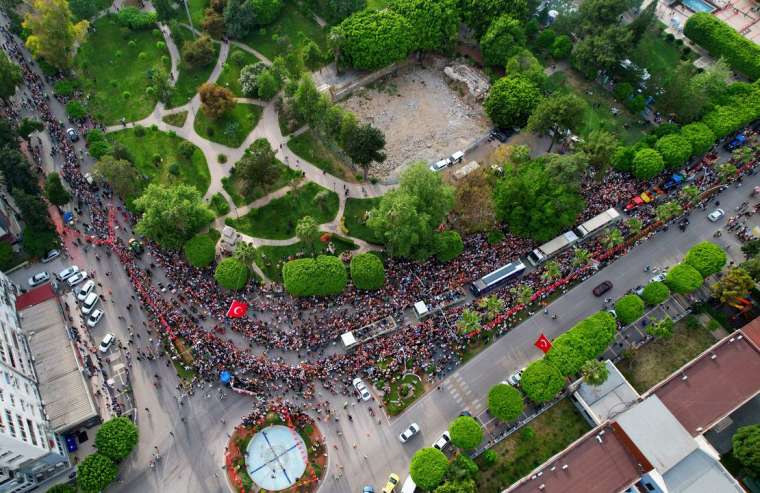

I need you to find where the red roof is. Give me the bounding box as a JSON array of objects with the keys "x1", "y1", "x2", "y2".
[
  {"x1": 15, "y1": 283, "x2": 56, "y2": 311},
  {"x1": 741, "y1": 317, "x2": 760, "y2": 350}
]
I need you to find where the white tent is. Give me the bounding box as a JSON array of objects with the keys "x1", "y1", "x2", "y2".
[
  {"x1": 341, "y1": 331, "x2": 357, "y2": 348},
  {"x1": 414, "y1": 301, "x2": 429, "y2": 319}
]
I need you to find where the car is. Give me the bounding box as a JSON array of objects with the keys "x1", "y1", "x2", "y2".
[
  {"x1": 650, "y1": 273, "x2": 667, "y2": 283},
  {"x1": 98, "y1": 333, "x2": 115, "y2": 353},
  {"x1": 398, "y1": 423, "x2": 420, "y2": 443},
  {"x1": 86, "y1": 309, "x2": 104, "y2": 328},
  {"x1": 56, "y1": 265, "x2": 79, "y2": 281},
  {"x1": 725, "y1": 133, "x2": 746, "y2": 151},
  {"x1": 507, "y1": 368, "x2": 525, "y2": 386},
  {"x1": 429, "y1": 158, "x2": 452, "y2": 172},
  {"x1": 80, "y1": 292, "x2": 99, "y2": 315},
  {"x1": 65, "y1": 128, "x2": 79, "y2": 142},
  {"x1": 450, "y1": 150, "x2": 465, "y2": 164},
  {"x1": 634, "y1": 285, "x2": 645, "y2": 296},
  {"x1": 76, "y1": 280, "x2": 96, "y2": 302},
  {"x1": 352, "y1": 377, "x2": 371, "y2": 401},
  {"x1": 708, "y1": 208, "x2": 725, "y2": 222},
  {"x1": 459, "y1": 410, "x2": 472, "y2": 417},
  {"x1": 27, "y1": 271, "x2": 50, "y2": 288},
  {"x1": 432, "y1": 431, "x2": 451, "y2": 451},
  {"x1": 66, "y1": 271, "x2": 88, "y2": 288},
  {"x1": 592, "y1": 280, "x2": 613, "y2": 297},
  {"x1": 41, "y1": 249, "x2": 60, "y2": 263},
  {"x1": 363, "y1": 487, "x2": 375, "y2": 493},
  {"x1": 381, "y1": 474, "x2": 400, "y2": 493}
]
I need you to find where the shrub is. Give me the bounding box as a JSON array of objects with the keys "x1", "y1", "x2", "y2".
[
  {"x1": 94, "y1": 417, "x2": 138, "y2": 462},
  {"x1": 76, "y1": 453, "x2": 117, "y2": 493},
  {"x1": 434, "y1": 230, "x2": 464, "y2": 263},
  {"x1": 545, "y1": 311, "x2": 616, "y2": 376},
  {"x1": 66, "y1": 100, "x2": 87, "y2": 119},
  {"x1": 680, "y1": 122, "x2": 715, "y2": 157},
  {"x1": 214, "y1": 257, "x2": 250, "y2": 290},
  {"x1": 178, "y1": 140, "x2": 196, "y2": 159},
  {"x1": 487, "y1": 383, "x2": 524, "y2": 422},
  {"x1": 283, "y1": 255, "x2": 347, "y2": 296},
  {"x1": 614, "y1": 294, "x2": 645, "y2": 325},
  {"x1": 117, "y1": 7, "x2": 157, "y2": 30},
  {"x1": 409, "y1": 448, "x2": 448, "y2": 490},
  {"x1": 350, "y1": 253, "x2": 385, "y2": 290},
  {"x1": 633, "y1": 148, "x2": 665, "y2": 179},
  {"x1": 481, "y1": 449, "x2": 498, "y2": 467},
  {"x1": 183, "y1": 234, "x2": 216, "y2": 267},
  {"x1": 732, "y1": 424, "x2": 760, "y2": 477},
  {"x1": 334, "y1": 9, "x2": 414, "y2": 70},
  {"x1": 684, "y1": 13, "x2": 760, "y2": 79},
  {"x1": 683, "y1": 241, "x2": 726, "y2": 277},
  {"x1": 134, "y1": 125, "x2": 146, "y2": 137},
  {"x1": 665, "y1": 263, "x2": 704, "y2": 293},
  {"x1": 449, "y1": 416, "x2": 483, "y2": 450},
  {"x1": 521, "y1": 359, "x2": 565, "y2": 403},
  {"x1": 641, "y1": 281, "x2": 670, "y2": 305},
  {"x1": 655, "y1": 133, "x2": 692, "y2": 169}
]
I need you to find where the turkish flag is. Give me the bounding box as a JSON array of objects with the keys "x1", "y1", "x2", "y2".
[
  {"x1": 226, "y1": 300, "x2": 248, "y2": 318},
  {"x1": 534, "y1": 333, "x2": 553, "y2": 353}
]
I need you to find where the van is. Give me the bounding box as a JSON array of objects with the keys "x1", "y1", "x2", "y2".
[
  {"x1": 81, "y1": 292, "x2": 99, "y2": 315},
  {"x1": 400, "y1": 476, "x2": 418, "y2": 493},
  {"x1": 76, "y1": 280, "x2": 96, "y2": 302},
  {"x1": 450, "y1": 151, "x2": 465, "y2": 164}
]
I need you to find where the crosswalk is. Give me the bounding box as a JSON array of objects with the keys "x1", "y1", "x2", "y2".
[{"x1": 444, "y1": 373, "x2": 486, "y2": 419}]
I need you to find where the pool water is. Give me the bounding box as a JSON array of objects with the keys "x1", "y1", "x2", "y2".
[{"x1": 681, "y1": 0, "x2": 716, "y2": 13}]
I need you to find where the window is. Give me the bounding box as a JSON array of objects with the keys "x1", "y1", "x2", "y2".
[
  {"x1": 16, "y1": 415, "x2": 26, "y2": 442},
  {"x1": 5, "y1": 410, "x2": 15, "y2": 437},
  {"x1": 645, "y1": 484, "x2": 655, "y2": 492},
  {"x1": 26, "y1": 419, "x2": 37, "y2": 446},
  {"x1": 9, "y1": 394, "x2": 14, "y2": 407}
]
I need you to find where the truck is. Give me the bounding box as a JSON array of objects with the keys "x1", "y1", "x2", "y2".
[{"x1": 526, "y1": 230, "x2": 579, "y2": 266}]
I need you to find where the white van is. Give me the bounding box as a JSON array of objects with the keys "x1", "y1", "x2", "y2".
[
  {"x1": 450, "y1": 150, "x2": 465, "y2": 164},
  {"x1": 400, "y1": 476, "x2": 418, "y2": 493},
  {"x1": 81, "y1": 292, "x2": 99, "y2": 315},
  {"x1": 76, "y1": 280, "x2": 96, "y2": 302}
]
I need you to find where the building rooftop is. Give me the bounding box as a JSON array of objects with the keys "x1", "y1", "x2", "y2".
[
  {"x1": 740, "y1": 315, "x2": 760, "y2": 349},
  {"x1": 18, "y1": 297, "x2": 98, "y2": 433},
  {"x1": 15, "y1": 283, "x2": 56, "y2": 311},
  {"x1": 662, "y1": 448, "x2": 743, "y2": 493},
  {"x1": 651, "y1": 331, "x2": 760, "y2": 435},
  {"x1": 574, "y1": 360, "x2": 639, "y2": 424}
]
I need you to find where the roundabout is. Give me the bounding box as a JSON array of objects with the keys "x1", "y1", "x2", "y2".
[{"x1": 245, "y1": 425, "x2": 308, "y2": 491}]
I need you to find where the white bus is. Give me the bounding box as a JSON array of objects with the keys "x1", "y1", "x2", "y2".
[
  {"x1": 576, "y1": 207, "x2": 621, "y2": 238},
  {"x1": 469, "y1": 260, "x2": 526, "y2": 296},
  {"x1": 527, "y1": 230, "x2": 579, "y2": 266}
]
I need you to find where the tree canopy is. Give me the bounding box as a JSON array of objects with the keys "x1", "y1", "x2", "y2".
[
  {"x1": 410, "y1": 448, "x2": 449, "y2": 490},
  {"x1": 655, "y1": 134, "x2": 692, "y2": 169},
  {"x1": 449, "y1": 416, "x2": 483, "y2": 450},
  {"x1": 92, "y1": 155, "x2": 142, "y2": 199},
  {"x1": 487, "y1": 383, "x2": 524, "y2": 421},
  {"x1": 632, "y1": 148, "x2": 665, "y2": 180},
  {"x1": 183, "y1": 234, "x2": 217, "y2": 268},
  {"x1": 94, "y1": 417, "x2": 138, "y2": 462},
  {"x1": 732, "y1": 424, "x2": 760, "y2": 477},
  {"x1": 350, "y1": 253, "x2": 385, "y2": 290},
  {"x1": 641, "y1": 281, "x2": 670, "y2": 305},
  {"x1": 333, "y1": 9, "x2": 414, "y2": 70},
  {"x1": 24, "y1": 0, "x2": 89, "y2": 69},
  {"x1": 683, "y1": 241, "x2": 727, "y2": 277},
  {"x1": 389, "y1": 0, "x2": 459, "y2": 52},
  {"x1": 665, "y1": 263, "x2": 704, "y2": 293},
  {"x1": 283, "y1": 255, "x2": 348, "y2": 296},
  {"x1": 614, "y1": 294, "x2": 644, "y2": 325},
  {"x1": 480, "y1": 14, "x2": 526, "y2": 67},
  {"x1": 214, "y1": 257, "x2": 250, "y2": 290},
  {"x1": 484, "y1": 76, "x2": 542, "y2": 129},
  {"x1": 520, "y1": 359, "x2": 565, "y2": 403},
  {"x1": 0, "y1": 52, "x2": 21, "y2": 101},
  {"x1": 76, "y1": 453, "x2": 117, "y2": 493}
]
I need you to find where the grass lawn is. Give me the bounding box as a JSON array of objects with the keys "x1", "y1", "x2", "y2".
[
  {"x1": 343, "y1": 197, "x2": 382, "y2": 244},
  {"x1": 194, "y1": 103, "x2": 263, "y2": 147},
  {"x1": 74, "y1": 16, "x2": 169, "y2": 124},
  {"x1": 163, "y1": 111, "x2": 188, "y2": 127},
  {"x1": 476, "y1": 399, "x2": 591, "y2": 493},
  {"x1": 225, "y1": 182, "x2": 338, "y2": 239},
  {"x1": 618, "y1": 317, "x2": 717, "y2": 393},
  {"x1": 255, "y1": 235, "x2": 357, "y2": 282},
  {"x1": 186, "y1": 0, "x2": 208, "y2": 28},
  {"x1": 629, "y1": 24, "x2": 687, "y2": 86},
  {"x1": 240, "y1": 3, "x2": 327, "y2": 61},
  {"x1": 288, "y1": 130, "x2": 357, "y2": 181},
  {"x1": 216, "y1": 48, "x2": 262, "y2": 96},
  {"x1": 222, "y1": 158, "x2": 301, "y2": 206},
  {"x1": 383, "y1": 374, "x2": 425, "y2": 416},
  {"x1": 107, "y1": 126, "x2": 211, "y2": 195},
  {"x1": 169, "y1": 24, "x2": 220, "y2": 108}
]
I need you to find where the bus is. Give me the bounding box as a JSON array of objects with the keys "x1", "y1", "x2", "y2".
[
  {"x1": 469, "y1": 260, "x2": 526, "y2": 296},
  {"x1": 526, "y1": 230, "x2": 579, "y2": 266},
  {"x1": 576, "y1": 207, "x2": 621, "y2": 238}
]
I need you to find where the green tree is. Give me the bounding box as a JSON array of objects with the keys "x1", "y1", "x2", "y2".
[
  {"x1": 322, "y1": 0, "x2": 366, "y2": 23},
  {"x1": 0, "y1": 52, "x2": 21, "y2": 101},
  {"x1": 505, "y1": 49, "x2": 546, "y2": 88},
  {"x1": 527, "y1": 93, "x2": 586, "y2": 149},
  {"x1": 478, "y1": 295, "x2": 505, "y2": 321},
  {"x1": 92, "y1": 155, "x2": 142, "y2": 199},
  {"x1": 601, "y1": 228, "x2": 623, "y2": 249},
  {"x1": 679, "y1": 184, "x2": 700, "y2": 206},
  {"x1": 69, "y1": 0, "x2": 97, "y2": 20},
  {"x1": 152, "y1": 0, "x2": 175, "y2": 20},
  {"x1": 542, "y1": 260, "x2": 562, "y2": 281},
  {"x1": 680, "y1": 122, "x2": 715, "y2": 157},
  {"x1": 521, "y1": 359, "x2": 565, "y2": 403},
  {"x1": 236, "y1": 138, "x2": 279, "y2": 187},
  {"x1": 256, "y1": 70, "x2": 279, "y2": 100},
  {"x1": 182, "y1": 34, "x2": 216, "y2": 67},
  {"x1": 249, "y1": 0, "x2": 283, "y2": 25},
  {"x1": 581, "y1": 129, "x2": 618, "y2": 170},
  {"x1": 487, "y1": 383, "x2": 524, "y2": 421},
  {"x1": 434, "y1": 230, "x2": 464, "y2": 262},
  {"x1": 742, "y1": 239, "x2": 760, "y2": 258},
  {"x1": 148, "y1": 64, "x2": 173, "y2": 103},
  {"x1": 47, "y1": 485, "x2": 76, "y2": 493},
  {"x1": 76, "y1": 453, "x2": 117, "y2": 493},
  {"x1": 718, "y1": 162, "x2": 738, "y2": 183},
  {"x1": 17, "y1": 118, "x2": 44, "y2": 142},
  {"x1": 239, "y1": 62, "x2": 268, "y2": 97},
  {"x1": 684, "y1": 241, "x2": 727, "y2": 277},
  {"x1": 449, "y1": 416, "x2": 483, "y2": 450},
  {"x1": 656, "y1": 201, "x2": 684, "y2": 223},
  {"x1": 551, "y1": 35, "x2": 572, "y2": 59},
  {"x1": 614, "y1": 294, "x2": 645, "y2": 325},
  {"x1": 224, "y1": 0, "x2": 257, "y2": 38},
  {"x1": 655, "y1": 134, "x2": 692, "y2": 169},
  {"x1": 134, "y1": 183, "x2": 214, "y2": 250},
  {"x1": 573, "y1": 247, "x2": 592, "y2": 267},
  {"x1": 233, "y1": 241, "x2": 257, "y2": 267},
  {"x1": 24, "y1": 0, "x2": 88, "y2": 70},
  {"x1": 332, "y1": 9, "x2": 414, "y2": 70},
  {"x1": 434, "y1": 480, "x2": 476, "y2": 493},
  {"x1": 183, "y1": 234, "x2": 216, "y2": 267},
  {"x1": 460, "y1": 0, "x2": 529, "y2": 36},
  {"x1": 456, "y1": 308, "x2": 481, "y2": 335},
  {"x1": 94, "y1": 417, "x2": 138, "y2": 462},
  {"x1": 665, "y1": 263, "x2": 704, "y2": 293},
  {"x1": 642, "y1": 281, "x2": 670, "y2": 305},
  {"x1": 742, "y1": 256, "x2": 760, "y2": 282},
  {"x1": 343, "y1": 123, "x2": 386, "y2": 179},
  {"x1": 581, "y1": 359, "x2": 609, "y2": 386},
  {"x1": 732, "y1": 424, "x2": 760, "y2": 478},
  {"x1": 389, "y1": 0, "x2": 459, "y2": 52},
  {"x1": 282, "y1": 255, "x2": 347, "y2": 296},
  {"x1": 350, "y1": 253, "x2": 385, "y2": 290},
  {"x1": 480, "y1": 14, "x2": 526, "y2": 66},
  {"x1": 627, "y1": 218, "x2": 642, "y2": 236},
  {"x1": 633, "y1": 148, "x2": 665, "y2": 180},
  {"x1": 214, "y1": 257, "x2": 250, "y2": 290},
  {"x1": 571, "y1": 27, "x2": 632, "y2": 79},
  {"x1": 44, "y1": 172, "x2": 70, "y2": 206},
  {"x1": 295, "y1": 215, "x2": 320, "y2": 255},
  {"x1": 511, "y1": 284, "x2": 533, "y2": 305},
  {"x1": 647, "y1": 316, "x2": 674, "y2": 338},
  {"x1": 711, "y1": 267, "x2": 754, "y2": 304},
  {"x1": 484, "y1": 76, "x2": 541, "y2": 129},
  {"x1": 629, "y1": 0, "x2": 656, "y2": 43},
  {"x1": 577, "y1": 0, "x2": 628, "y2": 34},
  {"x1": 410, "y1": 448, "x2": 449, "y2": 490}
]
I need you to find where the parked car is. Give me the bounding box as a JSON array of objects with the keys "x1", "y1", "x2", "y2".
[
  {"x1": 363, "y1": 487, "x2": 375, "y2": 493},
  {"x1": 76, "y1": 280, "x2": 96, "y2": 302},
  {"x1": 708, "y1": 208, "x2": 725, "y2": 222},
  {"x1": 507, "y1": 368, "x2": 525, "y2": 386},
  {"x1": 81, "y1": 292, "x2": 99, "y2": 315},
  {"x1": 429, "y1": 158, "x2": 451, "y2": 172},
  {"x1": 99, "y1": 333, "x2": 115, "y2": 353},
  {"x1": 86, "y1": 309, "x2": 104, "y2": 328},
  {"x1": 724, "y1": 133, "x2": 746, "y2": 151},
  {"x1": 66, "y1": 128, "x2": 79, "y2": 142},
  {"x1": 27, "y1": 271, "x2": 50, "y2": 288},
  {"x1": 66, "y1": 271, "x2": 88, "y2": 288},
  {"x1": 432, "y1": 431, "x2": 451, "y2": 451},
  {"x1": 650, "y1": 273, "x2": 667, "y2": 283},
  {"x1": 450, "y1": 150, "x2": 465, "y2": 164},
  {"x1": 382, "y1": 474, "x2": 400, "y2": 493},
  {"x1": 592, "y1": 281, "x2": 613, "y2": 297},
  {"x1": 398, "y1": 423, "x2": 420, "y2": 443},
  {"x1": 41, "y1": 249, "x2": 60, "y2": 263},
  {"x1": 352, "y1": 377, "x2": 371, "y2": 401},
  {"x1": 56, "y1": 265, "x2": 79, "y2": 281}
]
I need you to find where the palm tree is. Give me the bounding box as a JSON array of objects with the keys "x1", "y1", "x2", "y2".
[
  {"x1": 572, "y1": 248, "x2": 592, "y2": 267},
  {"x1": 233, "y1": 241, "x2": 257, "y2": 267},
  {"x1": 627, "y1": 218, "x2": 642, "y2": 236},
  {"x1": 456, "y1": 308, "x2": 481, "y2": 335},
  {"x1": 581, "y1": 359, "x2": 609, "y2": 386},
  {"x1": 478, "y1": 295, "x2": 505, "y2": 321},
  {"x1": 510, "y1": 285, "x2": 534, "y2": 306},
  {"x1": 327, "y1": 29, "x2": 345, "y2": 72},
  {"x1": 679, "y1": 184, "x2": 700, "y2": 206},
  {"x1": 542, "y1": 260, "x2": 562, "y2": 281},
  {"x1": 601, "y1": 228, "x2": 623, "y2": 249}
]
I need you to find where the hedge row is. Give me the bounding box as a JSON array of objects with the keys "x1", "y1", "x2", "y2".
[
  {"x1": 283, "y1": 255, "x2": 347, "y2": 296},
  {"x1": 684, "y1": 13, "x2": 760, "y2": 80},
  {"x1": 544, "y1": 311, "x2": 617, "y2": 377}
]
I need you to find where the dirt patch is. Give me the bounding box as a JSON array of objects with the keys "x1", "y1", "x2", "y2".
[{"x1": 339, "y1": 60, "x2": 490, "y2": 181}]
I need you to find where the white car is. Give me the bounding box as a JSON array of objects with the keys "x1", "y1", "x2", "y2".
[
  {"x1": 99, "y1": 333, "x2": 115, "y2": 353},
  {"x1": 76, "y1": 280, "x2": 96, "y2": 302},
  {"x1": 429, "y1": 158, "x2": 451, "y2": 172},
  {"x1": 80, "y1": 292, "x2": 99, "y2": 315},
  {"x1": 352, "y1": 377, "x2": 371, "y2": 401},
  {"x1": 86, "y1": 309, "x2": 104, "y2": 327},
  {"x1": 66, "y1": 271, "x2": 88, "y2": 288},
  {"x1": 432, "y1": 431, "x2": 451, "y2": 451},
  {"x1": 41, "y1": 249, "x2": 60, "y2": 263},
  {"x1": 56, "y1": 265, "x2": 79, "y2": 281},
  {"x1": 708, "y1": 208, "x2": 725, "y2": 222},
  {"x1": 398, "y1": 423, "x2": 420, "y2": 443},
  {"x1": 650, "y1": 273, "x2": 667, "y2": 284},
  {"x1": 507, "y1": 368, "x2": 525, "y2": 386},
  {"x1": 27, "y1": 272, "x2": 50, "y2": 287}
]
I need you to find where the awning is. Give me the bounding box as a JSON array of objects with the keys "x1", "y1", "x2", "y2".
[{"x1": 341, "y1": 332, "x2": 357, "y2": 348}]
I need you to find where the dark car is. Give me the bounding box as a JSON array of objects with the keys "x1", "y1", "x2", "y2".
[
  {"x1": 592, "y1": 280, "x2": 613, "y2": 297},
  {"x1": 66, "y1": 128, "x2": 79, "y2": 142}
]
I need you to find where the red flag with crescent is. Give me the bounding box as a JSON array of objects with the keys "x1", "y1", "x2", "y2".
[
  {"x1": 226, "y1": 300, "x2": 248, "y2": 318},
  {"x1": 534, "y1": 333, "x2": 552, "y2": 353}
]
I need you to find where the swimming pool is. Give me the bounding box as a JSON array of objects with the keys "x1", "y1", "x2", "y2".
[{"x1": 681, "y1": 0, "x2": 716, "y2": 13}]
